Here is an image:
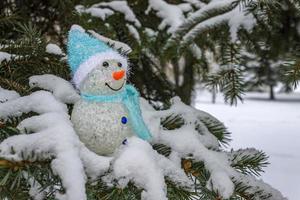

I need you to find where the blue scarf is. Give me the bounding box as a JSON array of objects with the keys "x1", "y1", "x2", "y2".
[{"x1": 81, "y1": 85, "x2": 152, "y2": 141}]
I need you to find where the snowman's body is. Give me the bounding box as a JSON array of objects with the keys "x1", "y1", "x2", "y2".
[
  {"x1": 70, "y1": 58, "x2": 134, "y2": 155},
  {"x1": 71, "y1": 100, "x2": 133, "y2": 155},
  {"x1": 68, "y1": 27, "x2": 151, "y2": 155}
]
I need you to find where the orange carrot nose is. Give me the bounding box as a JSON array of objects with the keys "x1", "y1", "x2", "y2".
[{"x1": 112, "y1": 70, "x2": 125, "y2": 80}]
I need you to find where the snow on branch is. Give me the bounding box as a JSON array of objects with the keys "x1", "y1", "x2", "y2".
[
  {"x1": 29, "y1": 74, "x2": 80, "y2": 104},
  {"x1": 113, "y1": 137, "x2": 168, "y2": 200},
  {"x1": 0, "y1": 92, "x2": 112, "y2": 200},
  {"x1": 126, "y1": 24, "x2": 141, "y2": 44},
  {"x1": 0, "y1": 87, "x2": 20, "y2": 103},
  {"x1": 146, "y1": 0, "x2": 186, "y2": 34},
  {"x1": 231, "y1": 172, "x2": 288, "y2": 200},
  {"x1": 180, "y1": 0, "x2": 256, "y2": 44},
  {"x1": 141, "y1": 97, "x2": 234, "y2": 198},
  {"x1": 45, "y1": 43, "x2": 64, "y2": 55},
  {"x1": 0, "y1": 75, "x2": 286, "y2": 199},
  {"x1": 99, "y1": 136, "x2": 193, "y2": 200},
  {"x1": 0, "y1": 51, "x2": 12, "y2": 63},
  {"x1": 79, "y1": 144, "x2": 112, "y2": 180},
  {"x1": 76, "y1": 1, "x2": 141, "y2": 27},
  {"x1": 155, "y1": 152, "x2": 193, "y2": 188},
  {"x1": 162, "y1": 0, "x2": 256, "y2": 50},
  {"x1": 141, "y1": 96, "x2": 285, "y2": 199},
  {"x1": 0, "y1": 112, "x2": 87, "y2": 200},
  {"x1": 0, "y1": 91, "x2": 67, "y2": 120}
]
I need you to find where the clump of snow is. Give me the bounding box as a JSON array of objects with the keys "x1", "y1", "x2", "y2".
[
  {"x1": 96, "y1": 1, "x2": 141, "y2": 27},
  {"x1": 79, "y1": 144, "x2": 112, "y2": 180},
  {"x1": 76, "y1": 1, "x2": 141, "y2": 27},
  {"x1": 0, "y1": 87, "x2": 20, "y2": 103},
  {"x1": 75, "y1": 5, "x2": 114, "y2": 20},
  {"x1": 178, "y1": 3, "x2": 193, "y2": 12},
  {"x1": 0, "y1": 51, "x2": 11, "y2": 63},
  {"x1": 126, "y1": 24, "x2": 141, "y2": 43},
  {"x1": 46, "y1": 43, "x2": 64, "y2": 55},
  {"x1": 228, "y1": 6, "x2": 256, "y2": 41},
  {"x1": 204, "y1": 50, "x2": 220, "y2": 73},
  {"x1": 0, "y1": 91, "x2": 67, "y2": 120},
  {"x1": 146, "y1": 0, "x2": 186, "y2": 33},
  {"x1": 144, "y1": 28, "x2": 158, "y2": 37},
  {"x1": 155, "y1": 152, "x2": 193, "y2": 188},
  {"x1": 183, "y1": 0, "x2": 205, "y2": 8},
  {"x1": 113, "y1": 137, "x2": 167, "y2": 200},
  {"x1": 190, "y1": 43, "x2": 202, "y2": 59},
  {"x1": 29, "y1": 74, "x2": 80, "y2": 104}
]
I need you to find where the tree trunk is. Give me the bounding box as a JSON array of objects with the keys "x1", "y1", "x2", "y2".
[
  {"x1": 176, "y1": 54, "x2": 195, "y2": 105},
  {"x1": 269, "y1": 85, "x2": 275, "y2": 100},
  {"x1": 212, "y1": 90, "x2": 216, "y2": 104}
]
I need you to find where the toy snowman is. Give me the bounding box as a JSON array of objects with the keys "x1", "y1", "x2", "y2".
[{"x1": 68, "y1": 25, "x2": 151, "y2": 155}]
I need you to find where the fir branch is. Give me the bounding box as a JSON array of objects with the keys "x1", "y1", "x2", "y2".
[
  {"x1": 0, "y1": 14, "x2": 20, "y2": 28},
  {"x1": 153, "y1": 143, "x2": 172, "y2": 157},
  {"x1": 165, "y1": 0, "x2": 237, "y2": 50},
  {"x1": 234, "y1": 0, "x2": 281, "y2": 11},
  {"x1": 230, "y1": 149, "x2": 269, "y2": 176},
  {"x1": 87, "y1": 181, "x2": 141, "y2": 200},
  {"x1": 282, "y1": 59, "x2": 300, "y2": 89},
  {"x1": 166, "y1": 180, "x2": 197, "y2": 200},
  {"x1": 161, "y1": 114, "x2": 185, "y2": 130},
  {"x1": 207, "y1": 66, "x2": 245, "y2": 105},
  {"x1": 0, "y1": 77, "x2": 29, "y2": 94},
  {"x1": 196, "y1": 112, "x2": 231, "y2": 145}
]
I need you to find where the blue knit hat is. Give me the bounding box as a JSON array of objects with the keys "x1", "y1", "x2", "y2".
[{"x1": 67, "y1": 25, "x2": 127, "y2": 88}]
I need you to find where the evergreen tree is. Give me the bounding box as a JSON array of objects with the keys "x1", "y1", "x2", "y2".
[
  {"x1": 239, "y1": 0, "x2": 300, "y2": 99},
  {"x1": 0, "y1": 0, "x2": 297, "y2": 199}
]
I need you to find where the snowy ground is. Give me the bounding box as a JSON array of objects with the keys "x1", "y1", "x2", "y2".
[{"x1": 195, "y1": 90, "x2": 300, "y2": 200}]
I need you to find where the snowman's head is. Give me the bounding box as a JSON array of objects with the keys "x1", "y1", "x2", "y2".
[
  {"x1": 79, "y1": 59, "x2": 128, "y2": 95},
  {"x1": 67, "y1": 25, "x2": 129, "y2": 95}
]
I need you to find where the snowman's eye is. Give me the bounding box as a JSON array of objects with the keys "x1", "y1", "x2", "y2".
[
  {"x1": 118, "y1": 62, "x2": 122, "y2": 68},
  {"x1": 102, "y1": 61, "x2": 109, "y2": 68}
]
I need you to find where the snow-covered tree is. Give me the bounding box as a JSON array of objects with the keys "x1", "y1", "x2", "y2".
[
  {"x1": 0, "y1": 23, "x2": 286, "y2": 200},
  {"x1": 0, "y1": 68, "x2": 286, "y2": 200},
  {"x1": 0, "y1": 0, "x2": 298, "y2": 199}
]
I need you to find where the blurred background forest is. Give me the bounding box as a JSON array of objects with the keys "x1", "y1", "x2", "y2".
[{"x1": 0, "y1": 0, "x2": 299, "y2": 106}]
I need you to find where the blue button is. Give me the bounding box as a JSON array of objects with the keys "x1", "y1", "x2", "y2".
[{"x1": 121, "y1": 116, "x2": 127, "y2": 124}]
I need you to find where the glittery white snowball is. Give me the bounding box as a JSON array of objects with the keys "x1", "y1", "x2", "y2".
[
  {"x1": 71, "y1": 60, "x2": 133, "y2": 155},
  {"x1": 71, "y1": 100, "x2": 133, "y2": 155}
]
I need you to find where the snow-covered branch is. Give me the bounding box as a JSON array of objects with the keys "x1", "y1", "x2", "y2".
[{"x1": 29, "y1": 75, "x2": 80, "y2": 104}]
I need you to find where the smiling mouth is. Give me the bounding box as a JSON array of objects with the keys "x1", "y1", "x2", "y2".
[{"x1": 105, "y1": 81, "x2": 125, "y2": 91}]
